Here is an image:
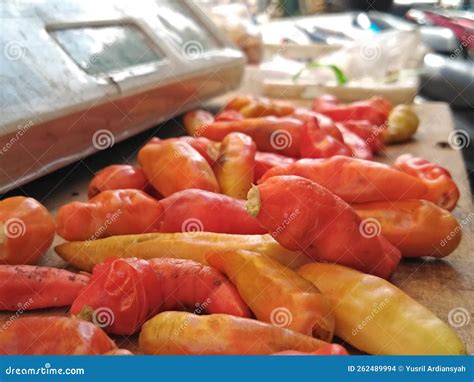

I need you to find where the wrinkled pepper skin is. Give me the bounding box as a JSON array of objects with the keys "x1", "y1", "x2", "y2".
[
  {"x1": 71, "y1": 257, "x2": 251, "y2": 335},
  {"x1": 148, "y1": 258, "x2": 251, "y2": 318},
  {"x1": 207, "y1": 250, "x2": 335, "y2": 341},
  {"x1": 247, "y1": 176, "x2": 401, "y2": 279},
  {"x1": 353, "y1": 200, "x2": 461, "y2": 258},
  {"x1": 139, "y1": 312, "x2": 329, "y2": 355},
  {"x1": 340, "y1": 120, "x2": 384, "y2": 153},
  {"x1": 159, "y1": 189, "x2": 266, "y2": 234},
  {"x1": 138, "y1": 140, "x2": 219, "y2": 196},
  {"x1": 271, "y1": 344, "x2": 348, "y2": 355},
  {"x1": 0, "y1": 317, "x2": 116, "y2": 355},
  {"x1": 299, "y1": 115, "x2": 353, "y2": 159},
  {"x1": 88, "y1": 165, "x2": 150, "y2": 199},
  {"x1": 183, "y1": 110, "x2": 215, "y2": 137},
  {"x1": 254, "y1": 152, "x2": 295, "y2": 182},
  {"x1": 213, "y1": 132, "x2": 256, "y2": 199},
  {"x1": 56, "y1": 189, "x2": 163, "y2": 241},
  {"x1": 297, "y1": 263, "x2": 466, "y2": 355},
  {"x1": 259, "y1": 156, "x2": 428, "y2": 204},
  {"x1": 312, "y1": 94, "x2": 392, "y2": 126},
  {"x1": 71, "y1": 257, "x2": 161, "y2": 335},
  {"x1": 195, "y1": 117, "x2": 303, "y2": 158},
  {"x1": 336, "y1": 124, "x2": 373, "y2": 160},
  {"x1": 0, "y1": 196, "x2": 55, "y2": 265},
  {"x1": 393, "y1": 154, "x2": 460, "y2": 211},
  {"x1": 225, "y1": 95, "x2": 295, "y2": 117},
  {"x1": 0, "y1": 265, "x2": 89, "y2": 310},
  {"x1": 55, "y1": 233, "x2": 311, "y2": 273}
]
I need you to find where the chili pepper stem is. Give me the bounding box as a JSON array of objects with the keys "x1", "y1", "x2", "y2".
[
  {"x1": 246, "y1": 185, "x2": 261, "y2": 217},
  {"x1": 76, "y1": 305, "x2": 95, "y2": 324}
]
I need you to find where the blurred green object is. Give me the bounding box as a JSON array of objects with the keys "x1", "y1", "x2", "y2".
[{"x1": 293, "y1": 62, "x2": 349, "y2": 85}]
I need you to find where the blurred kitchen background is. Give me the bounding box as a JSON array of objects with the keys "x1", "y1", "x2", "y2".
[
  {"x1": 198, "y1": 0, "x2": 473, "y2": 185},
  {"x1": 1, "y1": 0, "x2": 472, "y2": 195}
]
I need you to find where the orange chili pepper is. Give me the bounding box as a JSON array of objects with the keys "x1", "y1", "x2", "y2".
[
  {"x1": 88, "y1": 164, "x2": 150, "y2": 199},
  {"x1": 138, "y1": 140, "x2": 219, "y2": 197},
  {"x1": 56, "y1": 189, "x2": 163, "y2": 241},
  {"x1": 0, "y1": 196, "x2": 55, "y2": 264},
  {"x1": 189, "y1": 117, "x2": 303, "y2": 158},
  {"x1": 353, "y1": 199, "x2": 461, "y2": 258},
  {"x1": 393, "y1": 154, "x2": 460, "y2": 211}
]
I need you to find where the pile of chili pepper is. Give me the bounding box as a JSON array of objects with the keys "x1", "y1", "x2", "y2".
[{"x1": 0, "y1": 94, "x2": 466, "y2": 356}]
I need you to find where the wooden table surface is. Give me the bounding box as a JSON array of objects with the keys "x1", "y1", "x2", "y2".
[{"x1": 1, "y1": 92, "x2": 472, "y2": 354}]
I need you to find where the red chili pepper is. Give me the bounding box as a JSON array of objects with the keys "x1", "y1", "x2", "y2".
[
  {"x1": 71, "y1": 257, "x2": 251, "y2": 335},
  {"x1": 337, "y1": 124, "x2": 373, "y2": 160},
  {"x1": 298, "y1": 113, "x2": 353, "y2": 158},
  {"x1": 254, "y1": 152, "x2": 295, "y2": 182},
  {"x1": 313, "y1": 95, "x2": 392, "y2": 126},
  {"x1": 272, "y1": 344, "x2": 349, "y2": 355},
  {"x1": 0, "y1": 317, "x2": 116, "y2": 355},
  {"x1": 259, "y1": 156, "x2": 428, "y2": 204},
  {"x1": 393, "y1": 154, "x2": 460, "y2": 211},
  {"x1": 71, "y1": 257, "x2": 160, "y2": 335},
  {"x1": 338, "y1": 120, "x2": 384, "y2": 153},
  {"x1": 0, "y1": 265, "x2": 89, "y2": 310},
  {"x1": 159, "y1": 189, "x2": 266, "y2": 234},
  {"x1": 247, "y1": 175, "x2": 401, "y2": 279}
]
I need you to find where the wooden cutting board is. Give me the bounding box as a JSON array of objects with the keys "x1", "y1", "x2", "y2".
[{"x1": 1, "y1": 97, "x2": 472, "y2": 354}]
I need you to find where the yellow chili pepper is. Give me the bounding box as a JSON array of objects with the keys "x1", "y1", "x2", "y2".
[
  {"x1": 207, "y1": 250, "x2": 335, "y2": 341},
  {"x1": 139, "y1": 312, "x2": 329, "y2": 355},
  {"x1": 297, "y1": 263, "x2": 466, "y2": 355},
  {"x1": 55, "y1": 233, "x2": 311, "y2": 272}
]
